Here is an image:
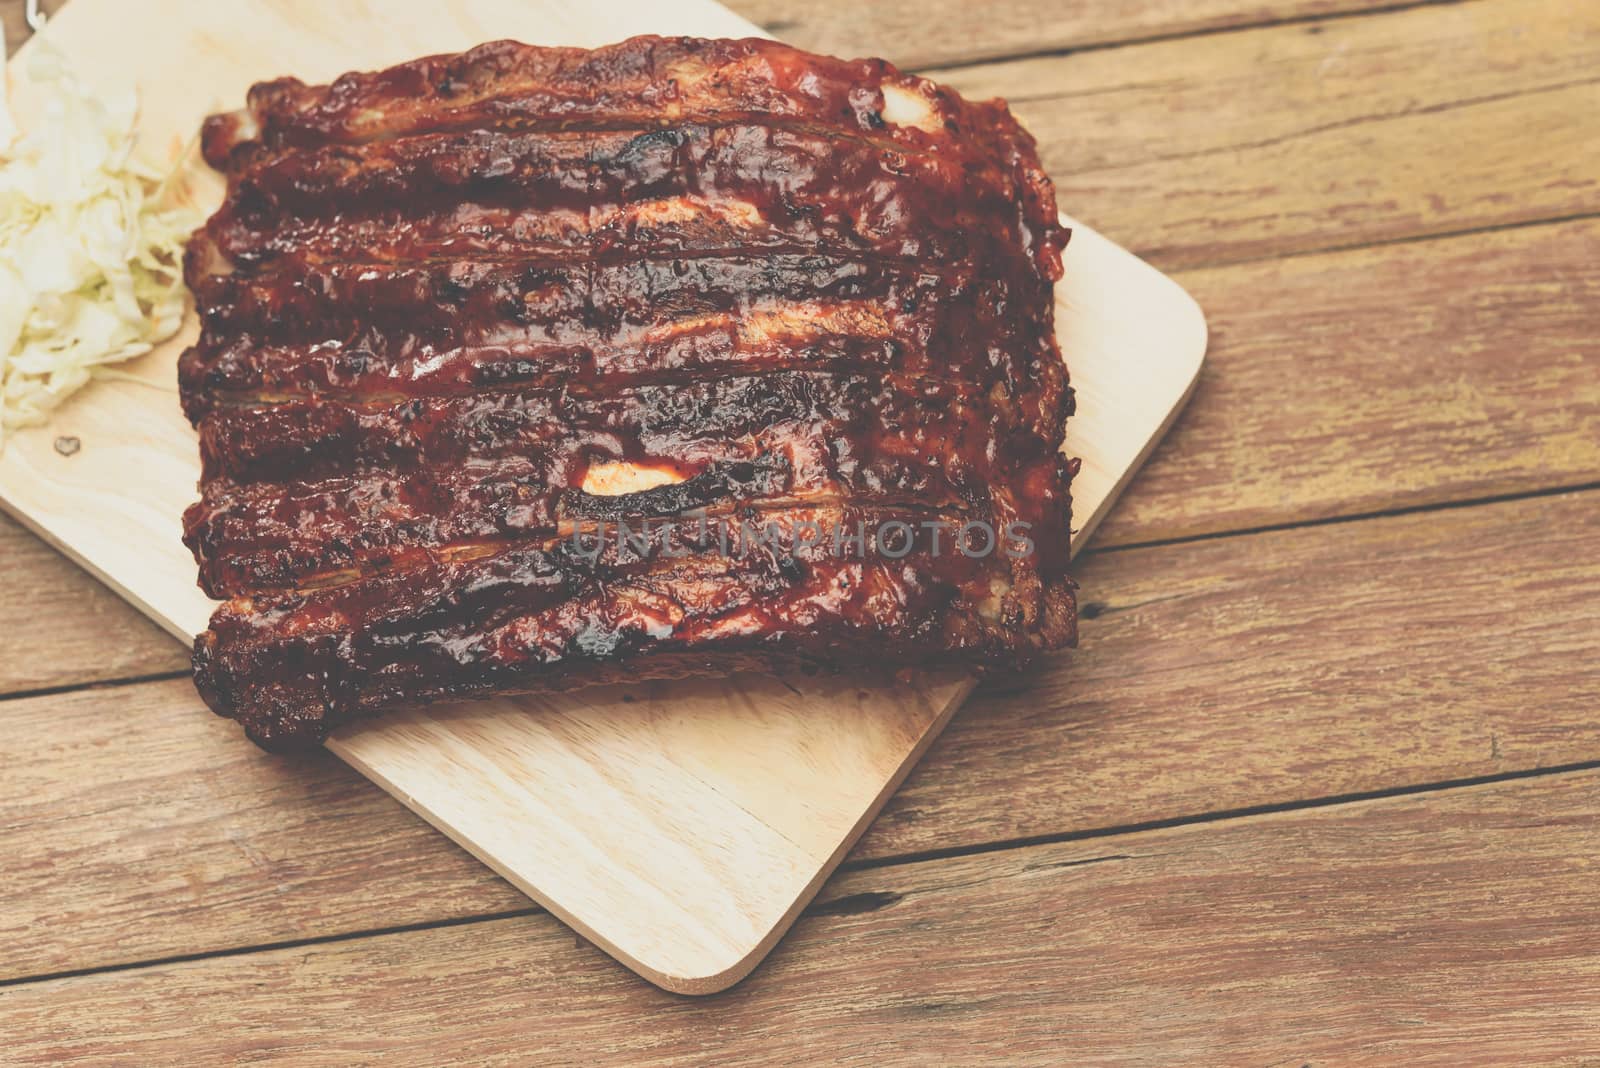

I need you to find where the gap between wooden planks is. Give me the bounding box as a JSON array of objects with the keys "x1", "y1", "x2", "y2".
[
  {"x1": 4, "y1": 769, "x2": 1599, "y2": 1064},
  {"x1": 1093, "y1": 214, "x2": 1600, "y2": 546},
  {"x1": 4, "y1": 487, "x2": 1598, "y2": 981},
  {"x1": 1, "y1": 0, "x2": 1425, "y2": 68},
  {"x1": 927, "y1": 0, "x2": 1600, "y2": 270},
  {"x1": 727, "y1": 0, "x2": 1417, "y2": 71},
  {"x1": 4, "y1": 213, "x2": 1597, "y2": 693}
]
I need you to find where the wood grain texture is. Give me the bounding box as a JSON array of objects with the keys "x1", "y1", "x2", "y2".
[
  {"x1": 0, "y1": 0, "x2": 1204, "y2": 992},
  {"x1": 1, "y1": 0, "x2": 1426, "y2": 71},
  {"x1": 723, "y1": 0, "x2": 1405, "y2": 70},
  {"x1": 932, "y1": 0, "x2": 1600, "y2": 269},
  {"x1": 0, "y1": 514, "x2": 186, "y2": 693},
  {"x1": 1095, "y1": 215, "x2": 1600, "y2": 546},
  {"x1": 6, "y1": 769, "x2": 1600, "y2": 1065},
  {"x1": 0, "y1": 678, "x2": 527, "y2": 980},
  {"x1": 870, "y1": 487, "x2": 1600, "y2": 857},
  {"x1": 6, "y1": 489, "x2": 1598, "y2": 982}
]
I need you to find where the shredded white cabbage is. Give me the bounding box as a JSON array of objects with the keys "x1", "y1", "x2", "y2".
[{"x1": 0, "y1": 47, "x2": 198, "y2": 451}]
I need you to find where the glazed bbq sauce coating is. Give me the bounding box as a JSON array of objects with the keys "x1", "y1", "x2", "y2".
[
  {"x1": 184, "y1": 254, "x2": 1048, "y2": 384},
  {"x1": 185, "y1": 35, "x2": 1074, "y2": 748},
  {"x1": 183, "y1": 213, "x2": 1068, "y2": 599},
  {"x1": 183, "y1": 37, "x2": 1065, "y2": 414},
  {"x1": 195, "y1": 120, "x2": 1029, "y2": 270},
  {"x1": 176, "y1": 256, "x2": 1060, "y2": 424},
  {"x1": 183, "y1": 370, "x2": 1070, "y2": 597},
  {"x1": 198, "y1": 36, "x2": 1064, "y2": 264},
  {"x1": 180, "y1": 251, "x2": 1067, "y2": 594},
  {"x1": 194, "y1": 506, "x2": 1075, "y2": 749}
]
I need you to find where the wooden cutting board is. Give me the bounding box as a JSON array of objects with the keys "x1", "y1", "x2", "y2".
[{"x1": 0, "y1": 0, "x2": 1206, "y2": 993}]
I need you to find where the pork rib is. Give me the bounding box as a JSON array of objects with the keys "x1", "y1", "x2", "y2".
[{"x1": 184, "y1": 35, "x2": 1076, "y2": 749}]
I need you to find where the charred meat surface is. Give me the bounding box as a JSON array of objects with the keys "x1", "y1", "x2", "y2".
[{"x1": 184, "y1": 35, "x2": 1077, "y2": 749}]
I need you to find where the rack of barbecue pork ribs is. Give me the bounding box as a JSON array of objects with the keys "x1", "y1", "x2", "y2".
[{"x1": 179, "y1": 35, "x2": 1077, "y2": 749}]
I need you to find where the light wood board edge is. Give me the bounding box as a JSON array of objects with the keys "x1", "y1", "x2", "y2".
[
  {"x1": 1058, "y1": 218, "x2": 1208, "y2": 544},
  {"x1": 330, "y1": 676, "x2": 978, "y2": 994},
  {"x1": 0, "y1": 495, "x2": 192, "y2": 644}
]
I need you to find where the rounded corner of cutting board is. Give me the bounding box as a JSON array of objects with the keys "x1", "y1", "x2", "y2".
[
  {"x1": 1061, "y1": 212, "x2": 1210, "y2": 389},
  {"x1": 516, "y1": 887, "x2": 781, "y2": 997},
  {"x1": 633, "y1": 940, "x2": 774, "y2": 997}
]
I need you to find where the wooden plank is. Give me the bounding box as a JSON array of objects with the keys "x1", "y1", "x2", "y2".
[
  {"x1": 0, "y1": 677, "x2": 525, "y2": 980},
  {"x1": 2, "y1": 1, "x2": 1442, "y2": 74},
  {"x1": 933, "y1": 0, "x2": 1600, "y2": 268},
  {"x1": 5, "y1": 489, "x2": 1598, "y2": 981},
  {"x1": 723, "y1": 0, "x2": 1405, "y2": 70},
  {"x1": 870, "y1": 486, "x2": 1600, "y2": 856},
  {"x1": 0, "y1": 515, "x2": 187, "y2": 694},
  {"x1": 6, "y1": 770, "x2": 1600, "y2": 1064},
  {"x1": 1095, "y1": 215, "x2": 1600, "y2": 545}
]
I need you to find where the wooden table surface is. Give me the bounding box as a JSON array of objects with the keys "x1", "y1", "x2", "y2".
[{"x1": 3, "y1": 1, "x2": 1597, "y2": 1063}]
